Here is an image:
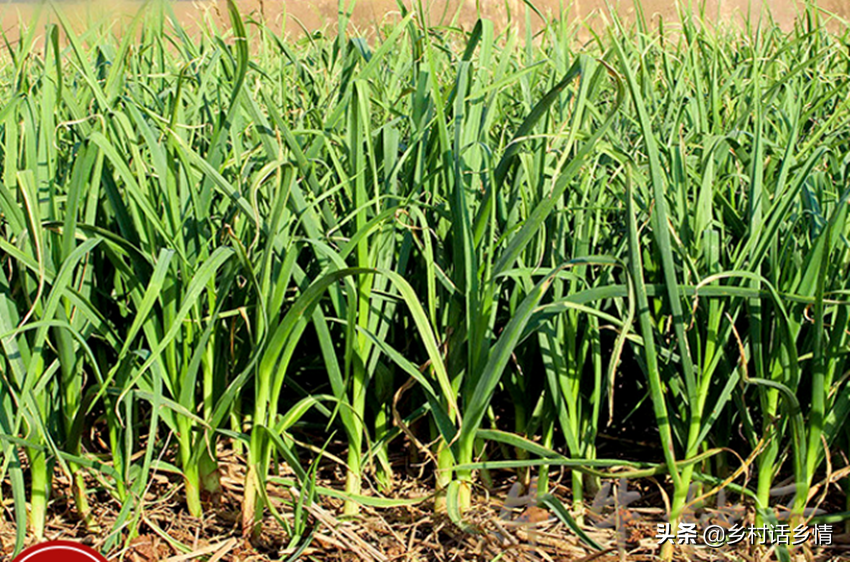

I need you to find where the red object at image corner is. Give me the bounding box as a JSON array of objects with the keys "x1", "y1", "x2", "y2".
[{"x1": 12, "y1": 541, "x2": 109, "y2": 562}]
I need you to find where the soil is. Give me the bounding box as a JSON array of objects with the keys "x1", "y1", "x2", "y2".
[{"x1": 0, "y1": 442, "x2": 847, "y2": 561}]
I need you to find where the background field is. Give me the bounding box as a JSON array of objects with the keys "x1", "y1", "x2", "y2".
[{"x1": 3, "y1": 0, "x2": 850, "y2": 42}]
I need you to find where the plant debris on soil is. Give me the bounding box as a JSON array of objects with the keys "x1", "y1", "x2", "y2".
[{"x1": 1, "y1": 443, "x2": 847, "y2": 561}]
